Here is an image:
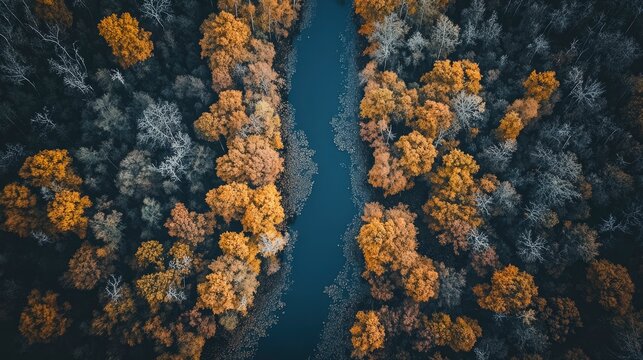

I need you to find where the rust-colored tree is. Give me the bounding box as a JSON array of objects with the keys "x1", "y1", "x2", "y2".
[
  {"x1": 98, "y1": 13, "x2": 154, "y2": 68},
  {"x1": 34, "y1": 0, "x2": 72, "y2": 28},
  {"x1": 0, "y1": 183, "x2": 38, "y2": 237},
  {"x1": 216, "y1": 135, "x2": 284, "y2": 186},
  {"x1": 164, "y1": 202, "x2": 215, "y2": 246},
  {"x1": 586, "y1": 259, "x2": 634, "y2": 315},
  {"x1": 64, "y1": 243, "x2": 106, "y2": 290}
]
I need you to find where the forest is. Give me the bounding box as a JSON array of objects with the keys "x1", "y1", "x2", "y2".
[{"x1": 0, "y1": 0, "x2": 641, "y2": 359}]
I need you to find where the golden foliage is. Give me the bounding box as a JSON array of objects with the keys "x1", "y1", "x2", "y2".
[
  {"x1": 197, "y1": 255, "x2": 258, "y2": 315},
  {"x1": 523, "y1": 70, "x2": 559, "y2": 103},
  {"x1": 19, "y1": 289, "x2": 70, "y2": 344},
  {"x1": 395, "y1": 131, "x2": 437, "y2": 177},
  {"x1": 19, "y1": 149, "x2": 82, "y2": 189},
  {"x1": 496, "y1": 111, "x2": 524, "y2": 141},
  {"x1": 367, "y1": 146, "x2": 411, "y2": 196},
  {"x1": 473, "y1": 265, "x2": 538, "y2": 314},
  {"x1": 193, "y1": 90, "x2": 248, "y2": 142},
  {"x1": 420, "y1": 60, "x2": 482, "y2": 103},
  {"x1": 98, "y1": 13, "x2": 153, "y2": 68},
  {"x1": 410, "y1": 100, "x2": 454, "y2": 139},
  {"x1": 199, "y1": 11, "x2": 251, "y2": 91},
  {"x1": 218, "y1": 232, "x2": 261, "y2": 274},
  {"x1": 350, "y1": 310, "x2": 385, "y2": 358},
  {"x1": 135, "y1": 270, "x2": 178, "y2": 312},
  {"x1": 205, "y1": 182, "x2": 252, "y2": 223},
  {"x1": 135, "y1": 240, "x2": 165, "y2": 270},
  {"x1": 47, "y1": 189, "x2": 92, "y2": 238},
  {"x1": 241, "y1": 183, "x2": 285, "y2": 235}
]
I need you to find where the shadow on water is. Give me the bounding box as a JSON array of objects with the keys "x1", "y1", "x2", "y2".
[{"x1": 256, "y1": 1, "x2": 355, "y2": 359}]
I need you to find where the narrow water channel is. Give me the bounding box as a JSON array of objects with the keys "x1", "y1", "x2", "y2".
[{"x1": 257, "y1": 1, "x2": 356, "y2": 358}]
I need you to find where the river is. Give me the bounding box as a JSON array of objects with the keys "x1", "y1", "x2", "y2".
[{"x1": 257, "y1": 1, "x2": 357, "y2": 359}]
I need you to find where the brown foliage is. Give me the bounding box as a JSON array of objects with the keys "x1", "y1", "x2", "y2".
[
  {"x1": 164, "y1": 202, "x2": 215, "y2": 246},
  {"x1": 19, "y1": 289, "x2": 70, "y2": 344},
  {"x1": 34, "y1": 0, "x2": 72, "y2": 28},
  {"x1": 536, "y1": 297, "x2": 583, "y2": 343},
  {"x1": 0, "y1": 183, "x2": 38, "y2": 237},
  {"x1": 420, "y1": 312, "x2": 482, "y2": 352},
  {"x1": 586, "y1": 259, "x2": 634, "y2": 315},
  {"x1": 368, "y1": 146, "x2": 411, "y2": 196},
  {"x1": 135, "y1": 240, "x2": 165, "y2": 270},
  {"x1": 98, "y1": 13, "x2": 153, "y2": 68},
  {"x1": 64, "y1": 243, "x2": 105, "y2": 290}
]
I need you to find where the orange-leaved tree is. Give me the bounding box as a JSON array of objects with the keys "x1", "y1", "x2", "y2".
[
  {"x1": 194, "y1": 90, "x2": 249, "y2": 142},
  {"x1": 423, "y1": 149, "x2": 481, "y2": 254},
  {"x1": 164, "y1": 202, "x2": 215, "y2": 246},
  {"x1": 216, "y1": 135, "x2": 284, "y2": 187},
  {"x1": 205, "y1": 182, "x2": 252, "y2": 223},
  {"x1": 98, "y1": 13, "x2": 153, "y2": 68},
  {"x1": 46, "y1": 189, "x2": 92, "y2": 238},
  {"x1": 473, "y1": 265, "x2": 538, "y2": 314},
  {"x1": 350, "y1": 310, "x2": 385, "y2": 358},
  {"x1": 197, "y1": 255, "x2": 258, "y2": 315},
  {"x1": 199, "y1": 11, "x2": 251, "y2": 91},
  {"x1": 19, "y1": 149, "x2": 82, "y2": 189},
  {"x1": 523, "y1": 70, "x2": 559, "y2": 103},
  {"x1": 420, "y1": 60, "x2": 482, "y2": 103},
  {"x1": 34, "y1": 0, "x2": 72, "y2": 28}
]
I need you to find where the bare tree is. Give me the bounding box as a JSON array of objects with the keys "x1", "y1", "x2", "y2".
[
  {"x1": 137, "y1": 101, "x2": 184, "y2": 149},
  {"x1": 31, "y1": 230, "x2": 52, "y2": 246},
  {"x1": 369, "y1": 13, "x2": 408, "y2": 68},
  {"x1": 535, "y1": 172, "x2": 581, "y2": 207},
  {"x1": 451, "y1": 91, "x2": 485, "y2": 131},
  {"x1": 406, "y1": 31, "x2": 428, "y2": 67},
  {"x1": 109, "y1": 68, "x2": 125, "y2": 84},
  {"x1": 428, "y1": 14, "x2": 460, "y2": 59},
  {"x1": 153, "y1": 133, "x2": 193, "y2": 182},
  {"x1": 468, "y1": 228, "x2": 490, "y2": 253},
  {"x1": 29, "y1": 25, "x2": 92, "y2": 94},
  {"x1": 517, "y1": 229, "x2": 547, "y2": 263},
  {"x1": 105, "y1": 274, "x2": 123, "y2": 302},
  {"x1": 30, "y1": 107, "x2": 56, "y2": 135},
  {"x1": 141, "y1": 0, "x2": 172, "y2": 29},
  {"x1": 0, "y1": 45, "x2": 35, "y2": 88},
  {"x1": 566, "y1": 67, "x2": 604, "y2": 108},
  {"x1": 0, "y1": 143, "x2": 25, "y2": 172}
]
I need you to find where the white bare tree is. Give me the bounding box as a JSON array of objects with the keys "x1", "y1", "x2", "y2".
[
  {"x1": 517, "y1": 229, "x2": 547, "y2": 263},
  {"x1": 30, "y1": 107, "x2": 56, "y2": 134},
  {"x1": 467, "y1": 228, "x2": 490, "y2": 253},
  {"x1": 0, "y1": 45, "x2": 35, "y2": 88},
  {"x1": 258, "y1": 232, "x2": 288, "y2": 257},
  {"x1": 165, "y1": 284, "x2": 186, "y2": 303},
  {"x1": 141, "y1": 0, "x2": 172, "y2": 28},
  {"x1": 369, "y1": 13, "x2": 408, "y2": 68},
  {"x1": 0, "y1": 143, "x2": 25, "y2": 172},
  {"x1": 406, "y1": 31, "x2": 428, "y2": 67},
  {"x1": 535, "y1": 172, "x2": 581, "y2": 207},
  {"x1": 28, "y1": 25, "x2": 92, "y2": 94},
  {"x1": 451, "y1": 91, "x2": 485, "y2": 131},
  {"x1": 153, "y1": 133, "x2": 193, "y2": 182},
  {"x1": 137, "y1": 101, "x2": 184, "y2": 149},
  {"x1": 429, "y1": 14, "x2": 460, "y2": 59},
  {"x1": 567, "y1": 67, "x2": 604, "y2": 108},
  {"x1": 31, "y1": 230, "x2": 52, "y2": 246},
  {"x1": 105, "y1": 274, "x2": 123, "y2": 302},
  {"x1": 109, "y1": 68, "x2": 125, "y2": 84}
]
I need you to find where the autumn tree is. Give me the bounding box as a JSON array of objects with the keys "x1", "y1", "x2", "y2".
[
  {"x1": 47, "y1": 189, "x2": 92, "y2": 238},
  {"x1": 423, "y1": 149, "x2": 482, "y2": 254},
  {"x1": 164, "y1": 202, "x2": 215, "y2": 246},
  {"x1": 19, "y1": 149, "x2": 82, "y2": 189},
  {"x1": 473, "y1": 265, "x2": 538, "y2": 314},
  {"x1": 0, "y1": 183, "x2": 38, "y2": 237},
  {"x1": 241, "y1": 183, "x2": 285, "y2": 235},
  {"x1": 218, "y1": 231, "x2": 261, "y2": 274},
  {"x1": 63, "y1": 243, "x2": 105, "y2": 290},
  {"x1": 420, "y1": 60, "x2": 482, "y2": 103},
  {"x1": 34, "y1": 0, "x2": 72, "y2": 28},
  {"x1": 523, "y1": 70, "x2": 559, "y2": 103},
  {"x1": 197, "y1": 255, "x2": 258, "y2": 315},
  {"x1": 536, "y1": 297, "x2": 583, "y2": 343},
  {"x1": 354, "y1": 0, "x2": 403, "y2": 35},
  {"x1": 199, "y1": 11, "x2": 251, "y2": 91},
  {"x1": 496, "y1": 111, "x2": 524, "y2": 141},
  {"x1": 193, "y1": 90, "x2": 248, "y2": 142},
  {"x1": 135, "y1": 270, "x2": 178, "y2": 312},
  {"x1": 586, "y1": 259, "x2": 634, "y2": 315},
  {"x1": 135, "y1": 240, "x2": 165, "y2": 270},
  {"x1": 256, "y1": 0, "x2": 299, "y2": 37},
  {"x1": 216, "y1": 135, "x2": 284, "y2": 186},
  {"x1": 19, "y1": 290, "x2": 70, "y2": 344},
  {"x1": 394, "y1": 130, "x2": 437, "y2": 177},
  {"x1": 367, "y1": 147, "x2": 411, "y2": 196},
  {"x1": 205, "y1": 182, "x2": 252, "y2": 223},
  {"x1": 350, "y1": 310, "x2": 385, "y2": 358},
  {"x1": 410, "y1": 100, "x2": 454, "y2": 139},
  {"x1": 91, "y1": 285, "x2": 138, "y2": 344},
  {"x1": 422, "y1": 313, "x2": 482, "y2": 352},
  {"x1": 98, "y1": 13, "x2": 154, "y2": 68}
]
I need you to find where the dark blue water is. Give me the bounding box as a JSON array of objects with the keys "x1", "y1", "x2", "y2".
[{"x1": 257, "y1": 1, "x2": 355, "y2": 359}]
